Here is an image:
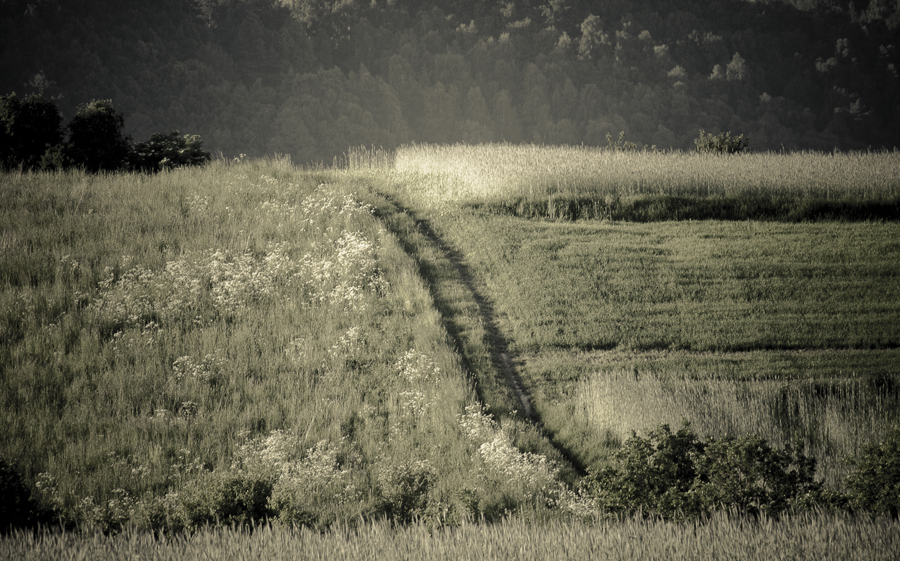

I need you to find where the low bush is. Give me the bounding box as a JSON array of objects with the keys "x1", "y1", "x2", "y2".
[
  {"x1": 178, "y1": 470, "x2": 275, "y2": 531},
  {"x1": 585, "y1": 423, "x2": 827, "y2": 519},
  {"x1": 845, "y1": 425, "x2": 900, "y2": 516}
]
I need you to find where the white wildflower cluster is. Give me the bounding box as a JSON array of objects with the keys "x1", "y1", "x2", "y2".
[
  {"x1": 298, "y1": 230, "x2": 386, "y2": 312},
  {"x1": 90, "y1": 258, "x2": 157, "y2": 326},
  {"x1": 398, "y1": 390, "x2": 431, "y2": 419},
  {"x1": 56, "y1": 254, "x2": 82, "y2": 283},
  {"x1": 187, "y1": 195, "x2": 210, "y2": 216},
  {"x1": 87, "y1": 244, "x2": 305, "y2": 329},
  {"x1": 34, "y1": 472, "x2": 64, "y2": 512},
  {"x1": 457, "y1": 404, "x2": 498, "y2": 442},
  {"x1": 74, "y1": 489, "x2": 137, "y2": 531},
  {"x1": 237, "y1": 431, "x2": 357, "y2": 510},
  {"x1": 277, "y1": 440, "x2": 352, "y2": 496},
  {"x1": 235, "y1": 429, "x2": 303, "y2": 475},
  {"x1": 161, "y1": 244, "x2": 301, "y2": 315},
  {"x1": 258, "y1": 185, "x2": 373, "y2": 233},
  {"x1": 391, "y1": 350, "x2": 441, "y2": 423},
  {"x1": 172, "y1": 352, "x2": 225, "y2": 383},
  {"x1": 167, "y1": 449, "x2": 207, "y2": 485},
  {"x1": 457, "y1": 404, "x2": 560, "y2": 495},
  {"x1": 553, "y1": 488, "x2": 600, "y2": 520},
  {"x1": 478, "y1": 436, "x2": 558, "y2": 490},
  {"x1": 85, "y1": 185, "x2": 384, "y2": 333},
  {"x1": 256, "y1": 174, "x2": 279, "y2": 186},
  {"x1": 395, "y1": 349, "x2": 440, "y2": 384},
  {"x1": 329, "y1": 326, "x2": 362, "y2": 361},
  {"x1": 286, "y1": 337, "x2": 306, "y2": 365}
]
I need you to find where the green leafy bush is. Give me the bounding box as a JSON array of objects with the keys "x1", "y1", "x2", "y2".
[
  {"x1": 177, "y1": 470, "x2": 275, "y2": 530},
  {"x1": 606, "y1": 131, "x2": 638, "y2": 152},
  {"x1": 129, "y1": 130, "x2": 211, "y2": 172},
  {"x1": 377, "y1": 460, "x2": 436, "y2": 523},
  {"x1": 65, "y1": 99, "x2": 131, "y2": 172},
  {"x1": 695, "y1": 129, "x2": 749, "y2": 154},
  {"x1": 585, "y1": 423, "x2": 825, "y2": 519},
  {"x1": 845, "y1": 425, "x2": 900, "y2": 516}
]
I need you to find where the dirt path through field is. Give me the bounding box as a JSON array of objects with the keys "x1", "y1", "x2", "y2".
[{"x1": 372, "y1": 192, "x2": 534, "y2": 420}]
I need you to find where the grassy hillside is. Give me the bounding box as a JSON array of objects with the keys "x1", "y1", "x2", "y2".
[{"x1": 0, "y1": 158, "x2": 582, "y2": 533}]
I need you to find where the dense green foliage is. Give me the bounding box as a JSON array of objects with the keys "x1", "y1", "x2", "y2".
[
  {"x1": 129, "y1": 130, "x2": 212, "y2": 172},
  {"x1": 586, "y1": 423, "x2": 825, "y2": 519},
  {"x1": 0, "y1": 95, "x2": 211, "y2": 172},
  {"x1": 1, "y1": 0, "x2": 898, "y2": 165},
  {"x1": 845, "y1": 425, "x2": 900, "y2": 516},
  {"x1": 64, "y1": 99, "x2": 131, "y2": 172},
  {"x1": 695, "y1": 129, "x2": 749, "y2": 154}
]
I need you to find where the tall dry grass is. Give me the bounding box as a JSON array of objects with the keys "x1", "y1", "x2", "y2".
[
  {"x1": 573, "y1": 370, "x2": 899, "y2": 489},
  {"x1": 4, "y1": 512, "x2": 899, "y2": 561},
  {"x1": 390, "y1": 143, "x2": 900, "y2": 209}
]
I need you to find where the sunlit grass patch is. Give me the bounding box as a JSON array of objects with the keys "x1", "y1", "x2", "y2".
[
  {"x1": 384, "y1": 177, "x2": 900, "y2": 496},
  {"x1": 390, "y1": 143, "x2": 900, "y2": 221}
]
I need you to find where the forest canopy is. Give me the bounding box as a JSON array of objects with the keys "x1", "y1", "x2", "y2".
[{"x1": 1, "y1": 0, "x2": 897, "y2": 165}]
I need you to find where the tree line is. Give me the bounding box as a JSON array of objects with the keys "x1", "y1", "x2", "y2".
[
  {"x1": 0, "y1": 93, "x2": 209, "y2": 172},
  {"x1": 1, "y1": 0, "x2": 897, "y2": 166}
]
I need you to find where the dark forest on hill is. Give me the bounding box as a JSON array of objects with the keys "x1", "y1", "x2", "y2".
[{"x1": 1, "y1": 0, "x2": 898, "y2": 165}]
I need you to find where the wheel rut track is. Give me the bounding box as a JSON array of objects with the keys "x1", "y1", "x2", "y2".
[{"x1": 373, "y1": 191, "x2": 587, "y2": 477}]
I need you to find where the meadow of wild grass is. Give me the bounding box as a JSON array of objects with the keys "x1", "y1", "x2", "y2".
[
  {"x1": 3, "y1": 143, "x2": 900, "y2": 556},
  {"x1": 0, "y1": 158, "x2": 585, "y2": 535}
]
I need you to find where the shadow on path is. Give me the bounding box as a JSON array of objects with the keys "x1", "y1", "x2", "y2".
[
  {"x1": 374, "y1": 192, "x2": 534, "y2": 420},
  {"x1": 372, "y1": 190, "x2": 591, "y2": 477}
]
